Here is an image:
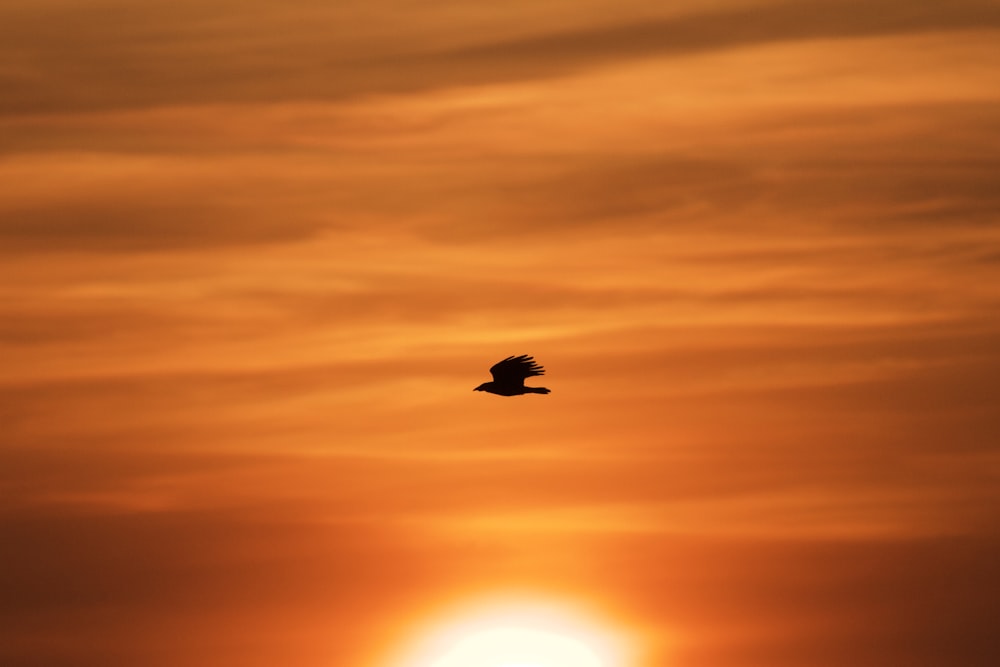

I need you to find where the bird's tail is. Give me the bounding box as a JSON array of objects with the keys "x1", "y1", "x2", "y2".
[{"x1": 527, "y1": 387, "x2": 551, "y2": 394}]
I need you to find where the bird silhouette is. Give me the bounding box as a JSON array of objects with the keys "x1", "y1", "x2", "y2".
[{"x1": 474, "y1": 355, "x2": 551, "y2": 396}]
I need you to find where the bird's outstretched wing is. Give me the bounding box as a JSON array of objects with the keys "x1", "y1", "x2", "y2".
[{"x1": 489, "y1": 355, "x2": 545, "y2": 386}]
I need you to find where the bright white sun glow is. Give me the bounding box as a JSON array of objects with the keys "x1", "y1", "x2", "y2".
[
  {"x1": 387, "y1": 598, "x2": 630, "y2": 667},
  {"x1": 431, "y1": 626, "x2": 601, "y2": 667}
]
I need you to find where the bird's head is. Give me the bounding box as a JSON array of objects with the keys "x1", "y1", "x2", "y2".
[{"x1": 473, "y1": 382, "x2": 490, "y2": 392}]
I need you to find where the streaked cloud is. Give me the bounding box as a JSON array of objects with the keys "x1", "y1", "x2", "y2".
[
  {"x1": 2, "y1": 2, "x2": 999, "y2": 666},
  {"x1": 2, "y1": 1, "x2": 1000, "y2": 113}
]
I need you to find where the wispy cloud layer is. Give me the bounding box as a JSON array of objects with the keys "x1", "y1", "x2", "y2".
[
  {"x1": 2, "y1": 2, "x2": 999, "y2": 666},
  {"x1": 3, "y1": 0, "x2": 1000, "y2": 113}
]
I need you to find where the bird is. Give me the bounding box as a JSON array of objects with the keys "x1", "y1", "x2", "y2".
[{"x1": 474, "y1": 355, "x2": 551, "y2": 396}]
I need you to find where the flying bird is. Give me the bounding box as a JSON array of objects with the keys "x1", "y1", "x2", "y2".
[{"x1": 474, "y1": 355, "x2": 551, "y2": 396}]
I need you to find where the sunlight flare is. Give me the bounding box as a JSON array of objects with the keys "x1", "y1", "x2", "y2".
[
  {"x1": 431, "y1": 626, "x2": 600, "y2": 667},
  {"x1": 389, "y1": 599, "x2": 632, "y2": 667}
]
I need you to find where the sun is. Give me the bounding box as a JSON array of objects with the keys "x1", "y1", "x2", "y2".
[
  {"x1": 430, "y1": 625, "x2": 602, "y2": 667},
  {"x1": 387, "y1": 598, "x2": 630, "y2": 667}
]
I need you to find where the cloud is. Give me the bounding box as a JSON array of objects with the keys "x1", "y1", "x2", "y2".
[
  {"x1": 413, "y1": 0, "x2": 1000, "y2": 77},
  {"x1": 0, "y1": 153, "x2": 342, "y2": 252},
  {"x1": 2, "y1": 4, "x2": 999, "y2": 665},
  {"x1": 3, "y1": 29, "x2": 998, "y2": 254},
  {"x1": 0, "y1": 201, "x2": 330, "y2": 252},
  {"x1": 0, "y1": 502, "x2": 443, "y2": 666},
  {"x1": 601, "y1": 533, "x2": 1000, "y2": 667},
  {"x1": 2, "y1": 0, "x2": 1000, "y2": 114}
]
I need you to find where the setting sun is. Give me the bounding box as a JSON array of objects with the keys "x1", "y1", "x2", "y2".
[
  {"x1": 388, "y1": 600, "x2": 632, "y2": 667},
  {"x1": 431, "y1": 627, "x2": 601, "y2": 667}
]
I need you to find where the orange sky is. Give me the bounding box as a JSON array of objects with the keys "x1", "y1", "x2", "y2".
[{"x1": 2, "y1": 1, "x2": 1000, "y2": 666}]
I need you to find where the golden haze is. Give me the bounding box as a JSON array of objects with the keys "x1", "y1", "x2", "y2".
[{"x1": 2, "y1": 1, "x2": 999, "y2": 666}]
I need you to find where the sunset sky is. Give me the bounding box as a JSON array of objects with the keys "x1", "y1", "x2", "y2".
[{"x1": 2, "y1": 1, "x2": 999, "y2": 666}]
